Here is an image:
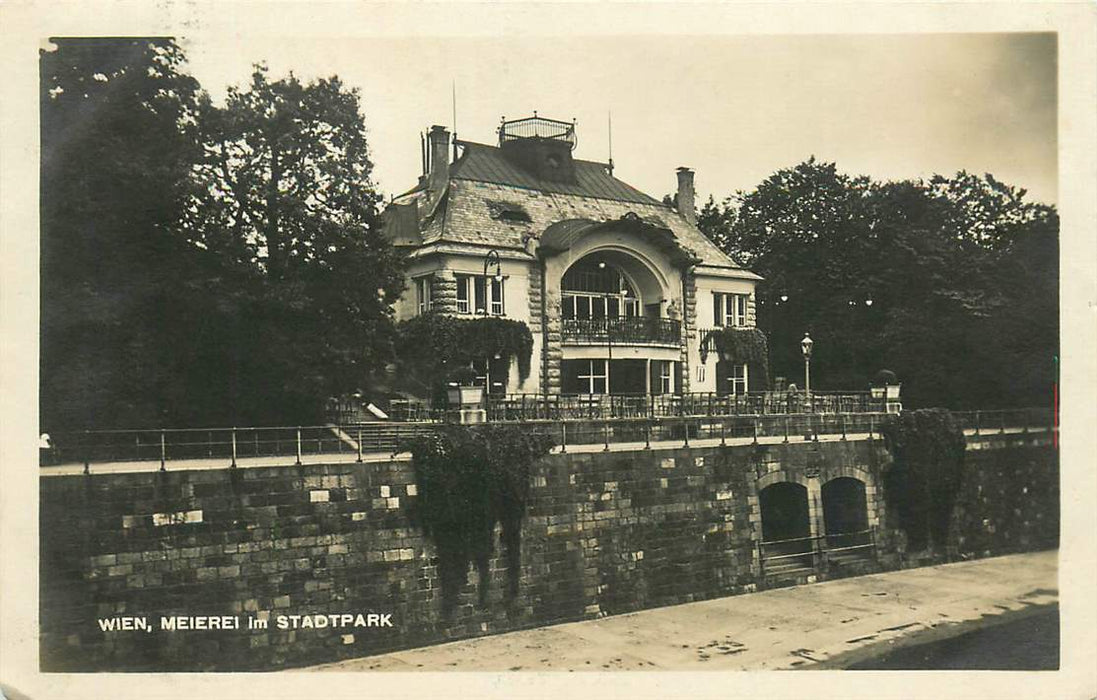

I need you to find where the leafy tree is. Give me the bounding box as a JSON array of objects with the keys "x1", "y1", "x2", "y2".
[
  {"x1": 182, "y1": 66, "x2": 406, "y2": 423},
  {"x1": 40, "y1": 38, "x2": 202, "y2": 430},
  {"x1": 41, "y1": 44, "x2": 406, "y2": 430},
  {"x1": 697, "y1": 159, "x2": 1057, "y2": 410}
]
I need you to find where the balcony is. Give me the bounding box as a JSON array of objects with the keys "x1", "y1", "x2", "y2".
[{"x1": 562, "y1": 317, "x2": 681, "y2": 346}]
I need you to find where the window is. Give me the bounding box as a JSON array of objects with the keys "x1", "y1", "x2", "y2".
[
  {"x1": 659, "y1": 361, "x2": 674, "y2": 394},
  {"x1": 715, "y1": 361, "x2": 748, "y2": 395},
  {"x1": 456, "y1": 276, "x2": 470, "y2": 313},
  {"x1": 456, "y1": 275, "x2": 505, "y2": 316},
  {"x1": 472, "y1": 357, "x2": 509, "y2": 395},
  {"x1": 576, "y1": 359, "x2": 608, "y2": 394},
  {"x1": 713, "y1": 292, "x2": 749, "y2": 327},
  {"x1": 696, "y1": 365, "x2": 706, "y2": 383},
  {"x1": 414, "y1": 276, "x2": 433, "y2": 315},
  {"x1": 726, "y1": 363, "x2": 748, "y2": 395},
  {"x1": 561, "y1": 259, "x2": 641, "y2": 321}
]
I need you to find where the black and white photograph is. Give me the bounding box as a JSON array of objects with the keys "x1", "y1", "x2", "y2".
[{"x1": 2, "y1": 2, "x2": 1095, "y2": 699}]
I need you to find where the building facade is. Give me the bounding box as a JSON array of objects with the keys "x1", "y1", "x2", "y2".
[{"x1": 385, "y1": 116, "x2": 763, "y2": 399}]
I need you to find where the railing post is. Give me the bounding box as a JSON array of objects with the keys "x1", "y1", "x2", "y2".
[
  {"x1": 783, "y1": 415, "x2": 790, "y2": 444},
  {"x1": 868, "y1": 413, "x2": 875, "y2": 440},
  {"x1": 752, "y1": 416, "x2": 759, "y2": 445},
  {"x1": 83, "y1": 430, "x2": 90, "y2": 475},
  {"x1": 356, "y1": 425, "x2": 363, "y2": 463},
  {"x1": 974, "y1": 410, "x2": 981, "y2": 436},
  {"x1": 644, "y1": 419, "x2": 651, "y2": 450},
  {"x1": 160, "y1": 429, "x2": 166, "y2": 472},
  {"x1": 840, "y1": 413, "x2": 847, "y2": 441},
  {"x1": 295, "y1": 427, "x2": 303, "y2": 465},
  {"x1": 207, "y1": 431, "x2": 213, "y2": 459},
  {"x1": 682, "y1": 417, "x2": 690, "y2": 448},
  {"x1": 560, "y1": 422, "x2": 567, "y2": 453},
  {"x1": 230, "y1": 428, "x2": 238, "y2": 468},
  {"x1": 1000, "y1": 411, "x2": 1006, "y2": 435},
  {"x1": 603, "y1": 420, "x2": 610, "y2": 451},
  {"x1": 757, "y1": 539, "x2": 765, "y2": 578},
  {"x1": 720, "y1": 419, "x2": 727, "y2": 447}
]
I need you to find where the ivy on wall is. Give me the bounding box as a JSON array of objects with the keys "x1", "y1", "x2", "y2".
[
  {"x1": 699, "y1": 327, "x2": 771, "y2": 391},
  {"x1": 394, "y1": 313, "x2": 534, "y2": 397},
  {"x1": 401, "y1": 424, "x2": 555, "y2": 613},
  {"x1": 880, "y1": 408, "x2": 967, "y2": 552}
]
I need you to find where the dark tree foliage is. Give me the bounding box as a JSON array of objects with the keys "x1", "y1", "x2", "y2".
[
  {"x1": 402, "y1": 424, "x2": 555, "y2": 613},
  {"x1": 40, "y1": 41, "x2": 405, "y2": 430},
  {"x1": 40, "y1": 38, "x2": 203, "y2": 429},
  {"x1": 881, "y1": 409, "x2": 967, "y2": 552},
  {"x1": 185, "y1": 66, "x2": 405, "y2": 423},
  {"x1": 696, "y1": 158, "x2": 1058, "y2": 409}
]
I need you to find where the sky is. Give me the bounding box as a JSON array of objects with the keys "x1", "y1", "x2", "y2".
[{"x1": 180, "y1": 32, "x2": 1057, "y2": 206}]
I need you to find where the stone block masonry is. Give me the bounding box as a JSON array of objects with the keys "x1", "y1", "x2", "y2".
[{"x1": 39, "y1": 433, "x2": 1057, "y2": 671}]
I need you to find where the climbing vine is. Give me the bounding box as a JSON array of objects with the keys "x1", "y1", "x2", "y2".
[
  {"x1": 699, "y1": 327, "x2": 771, "y2": 391},
  {"x1": 394, "y1": 313, "x2": 534, "y2": 396},
  {"x1": 401, "y1": 424, "x2": 555, "y2": 613},
  {"x1": 880, "y1": 408, "x2": 967, "y2": 552}
]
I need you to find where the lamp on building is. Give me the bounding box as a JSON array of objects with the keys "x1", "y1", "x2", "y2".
[
  {"x1": 483, "y1": 249, "x2": 503, "y2": 282},
  {"x1": 780, "y1": 294, "x2": 789, "y2": 303},
  {"x1": 801, "y1": 333, "x2": 814, "y2": 410}
]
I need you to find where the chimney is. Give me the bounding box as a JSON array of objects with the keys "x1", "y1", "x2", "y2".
[
  {"x1": 676, "y1": 167, "x2": 696, "y2": 224},
  {"x1": 428, "y1": 125, "x2": 451, "y2": 192}
]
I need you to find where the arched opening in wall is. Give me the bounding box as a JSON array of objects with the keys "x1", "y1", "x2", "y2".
[
  {"x1": 822, "y1": 477, "x2": 872, "y2": 556},
  {"x1": 758, "y1": 482, "x2": 813, "y2": 573}
]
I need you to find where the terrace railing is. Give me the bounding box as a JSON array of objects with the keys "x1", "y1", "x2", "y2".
[{"x1": 486, "y1": 391, "x2": 886, "y2": 421}]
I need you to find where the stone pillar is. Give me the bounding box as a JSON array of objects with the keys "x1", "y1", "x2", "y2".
[
  {"x1": 544, "y1": 290, "x2": 563, "y2": 395},
  {"x1": 528, "y1": 262, "x2": 544, "y2": 393},
  {"x1": 679, "y1": 268, "x2": 696, "y2": 394},
  {"x1": 432, "y1": 270, "x2": 457, "y2": 314},
  {"x1": 806, "y1": 477, "x2": 823, "y2": 539}
]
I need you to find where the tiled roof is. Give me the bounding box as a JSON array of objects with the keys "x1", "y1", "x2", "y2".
[
  {"x1": 425, "y1": 179, "x2": 752, "y2": 272},
  {"x1": 391, "y1": 140, "x2": 757, "y2": 275},
  {"x1": 451, "y1": 141, "x2": 661, "y2": 206}
]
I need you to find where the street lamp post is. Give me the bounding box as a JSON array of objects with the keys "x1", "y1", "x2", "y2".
[
  {"x1": 801, "y1": 333, "x2": 813, "y2": 412},
  {"x1": 483, "y1": 249, "x2": 503, "y2": 282}
]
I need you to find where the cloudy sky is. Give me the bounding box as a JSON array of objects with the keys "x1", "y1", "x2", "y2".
[{"x1": 182, "y1": 32, "x2": 1056, "y2": 206}]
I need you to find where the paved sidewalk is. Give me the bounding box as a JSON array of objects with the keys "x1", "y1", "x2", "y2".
[{"x1": 308, "y1": 550, "x2": 1057, "y2": 672}]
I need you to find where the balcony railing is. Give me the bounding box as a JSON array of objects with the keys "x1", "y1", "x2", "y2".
[{"x1": 562, "y1": 317, "x2": 681, "y2": 346}]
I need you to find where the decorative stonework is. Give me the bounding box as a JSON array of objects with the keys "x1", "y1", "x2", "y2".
[
  {"x1": 679, "y1": 268, "x2": 697, "y2": 393},
  {"x1": 431, "y1": 270, "x2": 458, "y2": 314}
]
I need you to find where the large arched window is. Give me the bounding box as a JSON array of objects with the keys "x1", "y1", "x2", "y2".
[{"x1": 561, "y1": 258, "x2": 640, "y2": 320}]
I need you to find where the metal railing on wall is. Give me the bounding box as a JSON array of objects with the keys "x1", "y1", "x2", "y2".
[
  {"x1": 39, "y1": 407, "x2": 1053, "y2": 473},
  {"x1": 757, "y1": 527, "x2": 878, "y2": 578}
]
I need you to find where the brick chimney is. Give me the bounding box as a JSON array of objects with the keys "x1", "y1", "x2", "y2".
[
  {"x1": 676, "y1": 167, "x2": 696, "y2": 224},
  {"x1": 428, "y1": 125, "x2": 451, "y2": 192}
]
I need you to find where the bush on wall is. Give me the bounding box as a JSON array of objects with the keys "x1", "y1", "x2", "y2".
[
  {"x1": 880, "y1": 408, "x2": 967, "y2": 552},
  {"x1": 699, "y1": 327, "x2": 771, "y2": 391},
  {"x1": 401, "y1": 424, "x2": 555, "y2": 613}
]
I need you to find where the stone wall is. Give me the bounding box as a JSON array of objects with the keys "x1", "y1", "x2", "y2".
[{"x1": 39, "y1": 433, "x2": 1056, "y2": 671}]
